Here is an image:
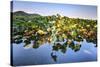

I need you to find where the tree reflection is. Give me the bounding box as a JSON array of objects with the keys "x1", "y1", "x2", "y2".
[{"x1": 51, "y1": 51, "x2": 57, "y2": 62}]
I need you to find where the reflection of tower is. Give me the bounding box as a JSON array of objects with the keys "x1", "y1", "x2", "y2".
[{"x1": 51, "y1": 51, "x2": 57, "y2": 62}]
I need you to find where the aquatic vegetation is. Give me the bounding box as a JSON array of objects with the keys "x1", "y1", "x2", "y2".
[{"x1": 11, "y1": 11, "x2": 97, "y2": 62}]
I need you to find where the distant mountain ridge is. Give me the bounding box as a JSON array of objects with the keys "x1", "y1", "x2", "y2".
[{"x1": 13, "y1": 11, "x2": 41, "y2": 17}]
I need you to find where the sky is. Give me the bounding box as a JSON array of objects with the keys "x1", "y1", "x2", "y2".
[{"x1": 11, "y1": 1, "x2": 97, "y2": 20}]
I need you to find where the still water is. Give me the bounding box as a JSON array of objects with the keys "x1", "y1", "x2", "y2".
[{"x1": 12, "y1": 39, "x2": 97, "y2": 66}]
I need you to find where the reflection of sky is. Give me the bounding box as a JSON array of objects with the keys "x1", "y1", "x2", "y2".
[
  {"x1": 12, "y1": 40, "x2": 97, "y2": 65},
  {"x1": 12, "y1": 1, "x2": 97, "y2": 19}
]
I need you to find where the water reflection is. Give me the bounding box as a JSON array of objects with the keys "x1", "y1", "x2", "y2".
[
  {"x1": 12, "y1": 34, "x2": 97, "y2": 62},
  {"x1": 51, "y1": 51, "x2": 57, "y2": 62}
]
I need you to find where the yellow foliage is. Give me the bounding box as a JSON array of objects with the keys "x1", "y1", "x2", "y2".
[
  {"x1": 62, "y1": 34, "x2": 67, "y2": 39},
  {"x1": 37, "y1": 30, "x2": 46, "y2": 35},
  {"x1": 47, "y1": 28, "x2": 51, "y2": 32}
]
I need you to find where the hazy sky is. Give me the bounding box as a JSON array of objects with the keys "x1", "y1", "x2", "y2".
[{"x1": 12, "y1": 1, "x2": 97, "y2": 19}]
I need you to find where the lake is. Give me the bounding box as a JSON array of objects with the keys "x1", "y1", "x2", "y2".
[{"x1": 11, "y1": 39, "x2": 97, "y2": 66}]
